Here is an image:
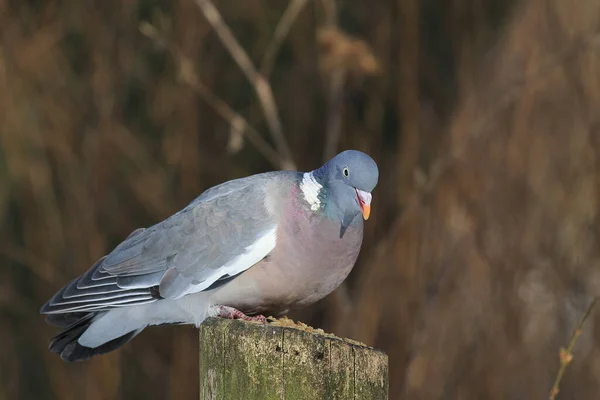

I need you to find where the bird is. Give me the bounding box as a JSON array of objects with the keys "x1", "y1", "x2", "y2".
[{"x1": 40, "y1": 150, "x2": 379, "y2": 362}]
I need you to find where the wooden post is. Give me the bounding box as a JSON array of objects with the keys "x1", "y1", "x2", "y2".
[{"x1": 199, "y1": 317, "x2": 388, "y2": 399}]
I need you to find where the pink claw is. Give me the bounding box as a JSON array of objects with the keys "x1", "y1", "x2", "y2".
[{"x1": 217, "y1": 305, "x2": 267, "y2": 324}]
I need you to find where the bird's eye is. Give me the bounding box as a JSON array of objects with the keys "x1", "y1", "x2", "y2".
[{"x1": 343, "y1": 167, "x2": 350, "y2": 177}]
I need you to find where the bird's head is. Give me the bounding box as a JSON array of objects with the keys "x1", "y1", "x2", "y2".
[{"x1": 312, "y1": 150, "x2": 379, "y2": 236}]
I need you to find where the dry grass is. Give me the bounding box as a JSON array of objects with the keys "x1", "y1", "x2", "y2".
[{"x1": 2, "y1": 0, "x2": 600, "y2": 399}]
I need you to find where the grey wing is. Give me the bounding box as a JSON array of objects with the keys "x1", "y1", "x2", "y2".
[{"x1": 41, "y1": 174, "x2": 280, "y2": 314}]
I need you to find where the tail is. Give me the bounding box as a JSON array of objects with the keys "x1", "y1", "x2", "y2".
[
  {"x1": 46, "y1": 312, "x2": 143, "y2": 362},
  {"x1": 40, "y1": 255, "x2": 161, "y2": 361},
  {"x1": 41, "y1": 253, "x2": 213, "y2": 361}
]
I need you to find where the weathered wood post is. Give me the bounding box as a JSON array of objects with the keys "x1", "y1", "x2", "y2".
[{"x1": 199, "y1": 317, "x2": 388, "y2": 399}]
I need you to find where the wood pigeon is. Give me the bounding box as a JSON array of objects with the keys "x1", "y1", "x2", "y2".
[{"x1": 40, "y1": 150, "x2": 379, "y2": 361}]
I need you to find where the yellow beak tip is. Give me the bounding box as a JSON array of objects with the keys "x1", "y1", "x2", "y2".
[{"x1": 362, "y1": 205, "x2": 371, "y2": 220}]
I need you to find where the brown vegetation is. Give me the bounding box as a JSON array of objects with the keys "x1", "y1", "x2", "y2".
[{"x1": 1, "y1": 0, "x2": 600, "y2": 399}]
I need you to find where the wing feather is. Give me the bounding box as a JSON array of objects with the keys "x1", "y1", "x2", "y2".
[{"x1": 40, "y1": 172, "x2": 285, "y2": 314}]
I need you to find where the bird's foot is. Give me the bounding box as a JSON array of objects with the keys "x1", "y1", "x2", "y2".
[{"x1": 216, "y1": 305, "x2": 267, "y2": 324}]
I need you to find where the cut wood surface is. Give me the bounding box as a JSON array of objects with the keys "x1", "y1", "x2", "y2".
[{"x1": 199, "y1": 317, "x2": 388, "y2": 399}]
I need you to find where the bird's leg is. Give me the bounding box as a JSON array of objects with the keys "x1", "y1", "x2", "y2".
[{"x1": 216, "y1": 305, "x2": 267, "y2": 323}]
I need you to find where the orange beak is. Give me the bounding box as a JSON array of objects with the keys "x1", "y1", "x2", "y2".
[{"x1": 356, "y1": 189, "x2": 372, "y2": 220}]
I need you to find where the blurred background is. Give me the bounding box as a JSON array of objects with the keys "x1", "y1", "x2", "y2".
[{"x1": 2, "y1": 0, "x2": 600, "y2": 399}]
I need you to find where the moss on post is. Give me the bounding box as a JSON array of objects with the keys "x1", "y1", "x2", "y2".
[{"x1": 199, "y1": 317, "x2": 388, "y2": 400}]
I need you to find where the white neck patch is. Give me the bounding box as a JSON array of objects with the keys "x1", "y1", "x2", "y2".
[{"x1": 300, "y1": 172, "x2": 323, "y2": 211}]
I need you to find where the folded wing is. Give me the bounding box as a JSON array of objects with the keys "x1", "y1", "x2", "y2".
[{"x1": 41, "y1": 174, "x2": 279, "y2": 314}]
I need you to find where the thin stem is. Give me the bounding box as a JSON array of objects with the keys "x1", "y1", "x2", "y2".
[
  {"x1": 177, "y1": 62, "x2": 285, "y2": 168},
  {"x1": 323, "y1": 69, "x2": 346, "y2": 161},
  {"x1": 549, "y1": 297, "x2": 598, "y2": 400},
  {"x1": 260, "y1": 0, "x2": 310, "y2": 78},
  {"x1": 194, "y1": 0, "x2": 296, "y2": 170},
  {"x1": 139, "y1": 23, "x2": 284, "y2": 169}
]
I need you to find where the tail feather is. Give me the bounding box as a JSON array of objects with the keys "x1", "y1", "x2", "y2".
[
  {"x1": 45, "y1": 312, "x2": 92, "y2": 327},
  {"x1": 48, "y1": 312, "x2": 143, "y2": 362}
]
